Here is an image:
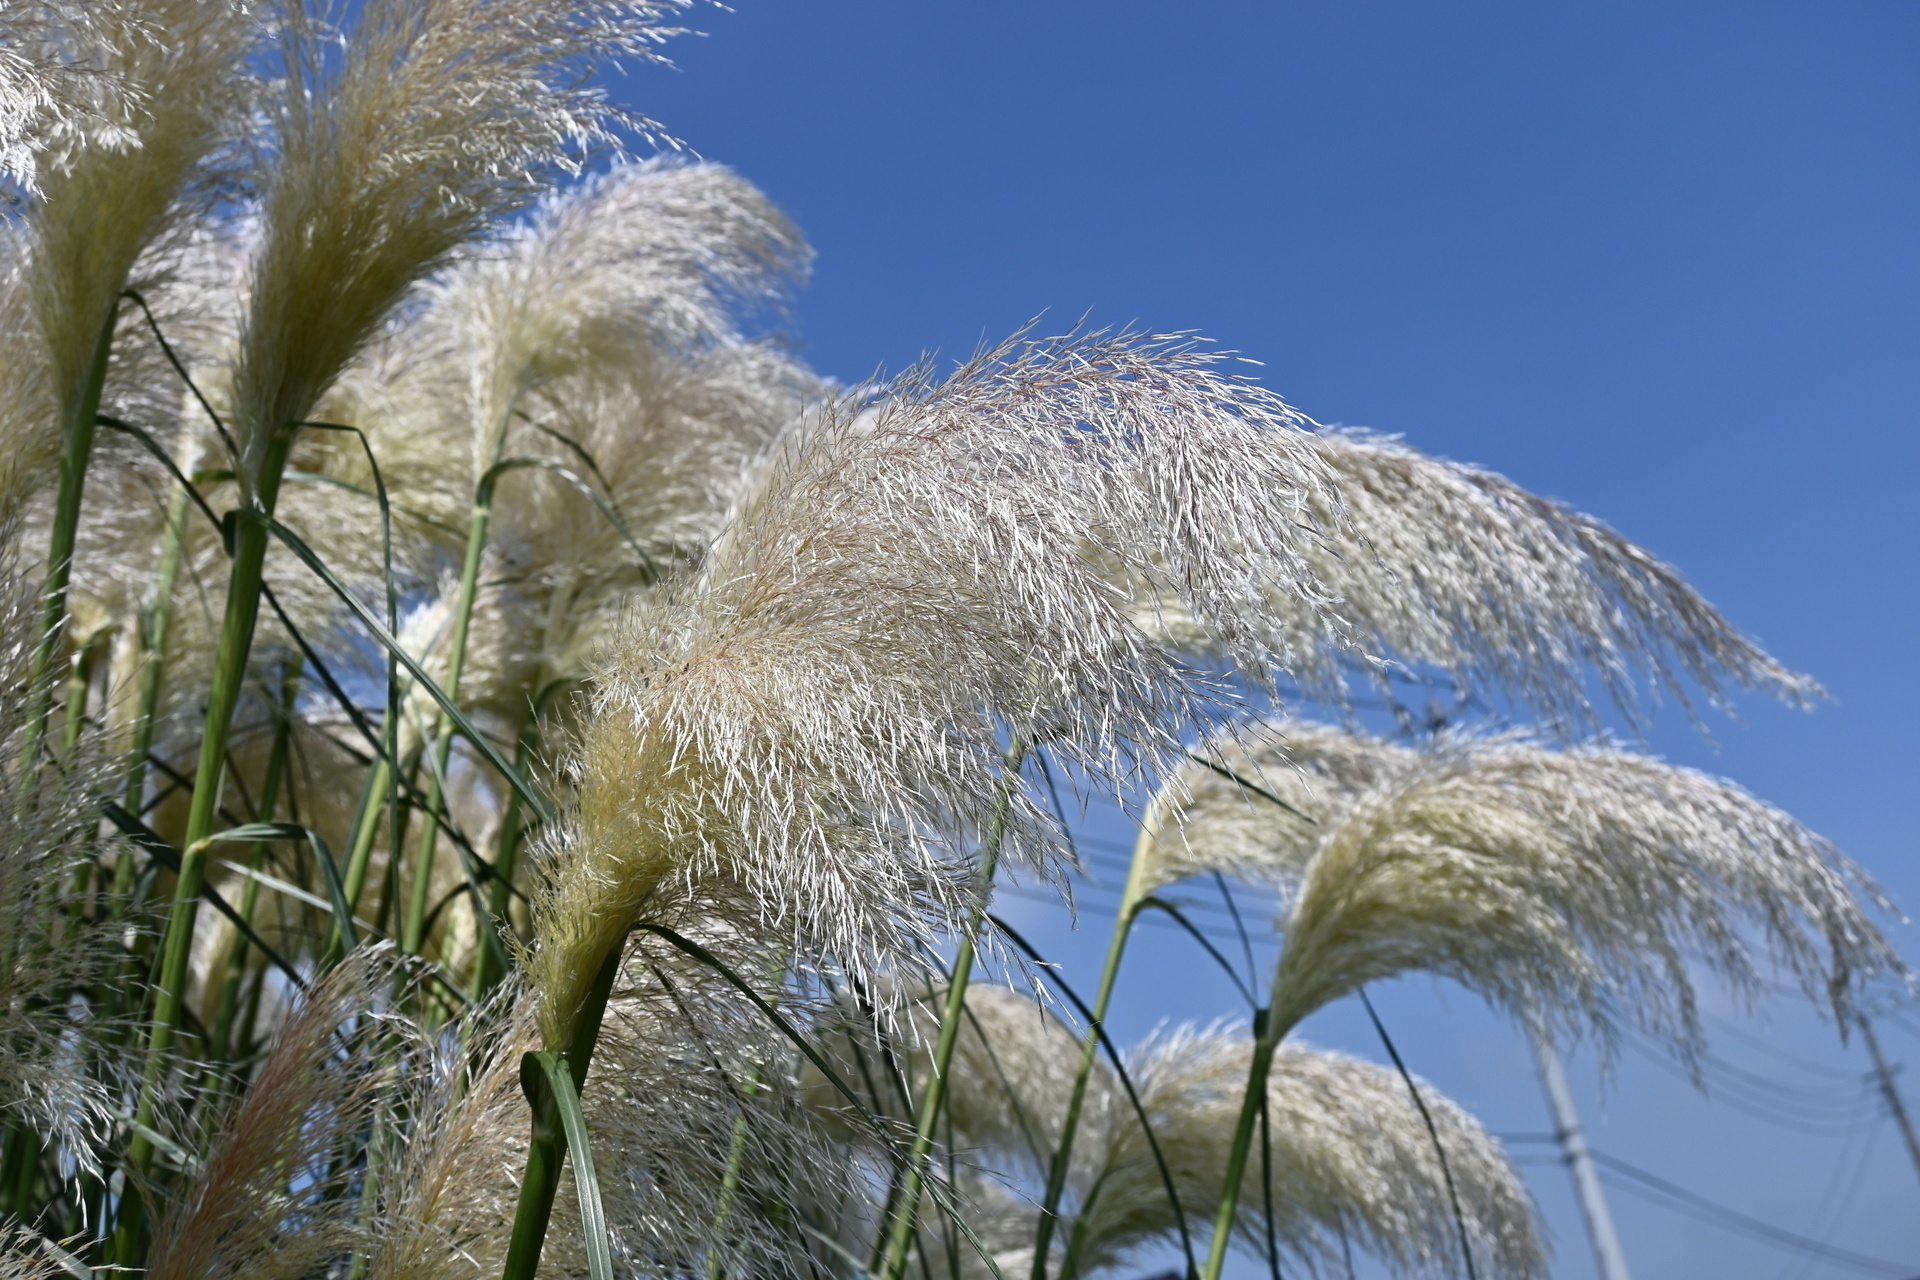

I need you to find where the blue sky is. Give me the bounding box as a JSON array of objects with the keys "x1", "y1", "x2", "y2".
[{"x1": 609, "y1": 5, "x2": 1920, "y2": 1277}]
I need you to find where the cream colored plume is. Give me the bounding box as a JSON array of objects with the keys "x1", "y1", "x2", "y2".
[
  {"x1": 527, "y1": 326, "x2": 1351, "y2": 1051},
  {"x1": 814, "y1": 985, "x2": 1542, "y2": 1280},
  {"x1": 403, "y1": 155, "x2": 810, "y2": 483},
  {"x1": 2, "y1": 0, "x2": 252, "y2": 510},
  {"x1": 0, "y1": 539, "x2": 123, "y2": 1167},
  {"x1": 228, "y1": 0, "x2": 697, "y2": 490},
  {"x1": 1128, "y1": 428, "x2": 1817, "y2": 730},
  {"x1": 319, "y1": 157, "x2": 821, "y2": 714},
  {"x1": 1145, "y1": 720, "x2": 1903, "y2": 1052}
]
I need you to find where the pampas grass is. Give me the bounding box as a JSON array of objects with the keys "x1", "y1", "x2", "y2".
[
  {"x1": 816, "y1": 984, "x2": 1543, "y2": 1280},
  {"x1": 0, "y1": 7, "x2": 1894, "y2": 1277},
  {"x1": 1149, "y1": 719, "x2": 1903, "y2": 1049},
  {"x1": 527, "y1": 326, "x2": 1347, "y2": 1056},
  {"x1": 0, "y1": 541, "x2": 123, "y2": 1168},
  {"x1": 1137, "y1": 718, "x2": 1907, "y2": 1280},
  {"x1": 145, "y1": 951, "x2": 416, "y2": 1280},
  {"x1": 1126, "y1": 427, "x2": 1816, "y2": 731}
]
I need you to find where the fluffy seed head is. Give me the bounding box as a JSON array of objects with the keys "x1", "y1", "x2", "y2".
[
  {"x1": 1148, "y1": 720, "x2": 1905, "y2": 1054},
  {"x1": 229, "y1": 0, "x2": 696, "y2": 490},
  {"x1": 816, "y1": 985, "x2": 1542, "y2": 1280},
  {"x1": 1127, "y1": 428, "x2": 1817, "y2": 731},
  {"x1": 528, "y1": 327, "x2": 1351, "y2": 1050},
  {"x1": 5, "y1": 0, "x2": 252, "y2": 503}
]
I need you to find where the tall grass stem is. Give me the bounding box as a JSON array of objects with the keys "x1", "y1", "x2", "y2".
[
  {"x1": 404, "y1": 492, "x2": 495, "y2": 955},
  {"x1": 879, "y1": 743, "x2": 1026, "y2": 1280},
  {"x1": 18, "y1": 306, "x2": 119, "y2": 798}
]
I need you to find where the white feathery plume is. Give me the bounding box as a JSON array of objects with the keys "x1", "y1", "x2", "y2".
[
  {"x1": 1121, "y1": 1028, "x2": 1542, "y2": 1280},
  {"x1": 365, "y1": 986, "x2": 568, "y2": 1280},
  {"x1": 0, "y1": 538, "x2": 123, "y2": 1167},
  {"x1": 228, "y1": 0, "x2": 697, "y2": 488},
  {"x1": 1148, "y1": 719, "x2": 1904, "y2": 1055},
  {"x1": 527, "y1": 326, "x2": 1349, "y2": 1052},
  {"x1": 0, "y1": 0, "x2": 145, "y2": 195},
  {"x1": 814, "y1": 985, "x2": 1543, "y2": 1280},
  {"x1": 8, "y1": 0, "x2": 253, "y2": 500},
  {"x1": 406, "y1": 155, "x2": 810, "y2": 484},
  {"x1": 146, "y1": 949, "x2": 418, "y2": 1280},
  {"x1": 587, "y1": 922, "x2": 866, "y2": 1279},
  {"x1": 319, "y1": 157, "x2": 820, "y2": 720},
  {"x1": 1127, "y1": 427, "x2": 1817, "y2": 730}
]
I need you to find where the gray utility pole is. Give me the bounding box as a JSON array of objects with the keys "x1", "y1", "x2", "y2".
[
  {"x1": 1859, "y1": 1016, "x2": 1920, "y2": 1189},
  {"x1": 1530, "y1": 1034, "x2": 1633, "y2": 1280}
]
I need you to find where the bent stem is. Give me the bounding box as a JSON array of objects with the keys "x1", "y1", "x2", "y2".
[
  {"x1": 878, "y1": 741, "x2": 1028, "y2": 1280},
  {"x1": 19, "y1": 304, "x2": 119, "y2": 797},
  {"x1": 501, "y1": 943, "x2": 624, "y2": 1280},
  {"x1": 1030, "y1": 825, "x2": 1158, "y2": 1280}
]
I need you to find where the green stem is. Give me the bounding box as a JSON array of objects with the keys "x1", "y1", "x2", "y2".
[
  {"x1": 500, "y1": 943, "x2": 623, "y2": 1280},
  {"x1": 704, "y1": 1065, "x2": 764, "y2": 1280},
  {"x1": 329, "y1": 748, "x2": 397, "y2": 966},
  {"x1": 404, "y1": 494, "x2": 493, "y2": 956},
  {"x1": 879, "y1": 744, "x2": 1027, "y2": 1280},
  {"x1": 470, "y1": 715, "x2": 537, "y2": 999},
  {"x1": 1030, "y1": 825, "x2": 1159, "y2": 1280},
  {"x1": 209, "y1": 664, "x2": 299, "y2": 1065},
  {"x1": 1198, "y1": 1007, "x2": 1294, "y2": 1280},
  {"x1": 113, "y1": 437, "x2": 194, "y2": 904},
  {"x1": 19, "y1": 303, "x2": 119, "y2": 797},
  {"x1": 116, "y1": 429, "x2": 297, "y2": 1264}
]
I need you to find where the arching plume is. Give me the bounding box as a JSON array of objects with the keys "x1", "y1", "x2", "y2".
[
  {"x1": 1145, "y1": 720, "x2": 1904, "y2": 1053},
  {"x1": 5, "y1": 0, "x2": 253, "y2": 504},
  {"x1": 813, "y1": 985, "x2": 1543, "y2": 1280},
  {"x1": 528, "y1": 326, "x2": 1349, "y2": 1051},
  {"x1": 1127, "y1": 428, "x2": 1816, "y2": 731}
]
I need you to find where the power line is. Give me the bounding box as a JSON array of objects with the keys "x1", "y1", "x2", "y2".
[{"x1": 1587, "y1": 1149, "x2": 1914, "y2": 1277}]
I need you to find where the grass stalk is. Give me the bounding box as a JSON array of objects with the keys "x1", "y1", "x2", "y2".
[
  {"x1": 115, "y1": 429, "x2": 299, "y2": 1264},
  {"x1": 1029, "y1": 822, "x2": 1160, "y2": 1280},
  {"x1": 878, "y1": 743, "x2": 1027, "y2": 1280},
  {"x1": 209, "y1": 665, "x2": 300, "y2": 1065},
  {"x1": 1196, "y1": 1006, "x2": 1297, "y2": 1280},
  {"x1": 18, "y1": 304, "x2": 119, "y2": 797},
  {"x1": 470, "y1": 714, "x2": 538, "y2": 999},
  {"x1": 403, "y1": 489, "x2": 495, "y2": 956},
  {"x1": 500, "y1": 944, "x2": 624, "y2": 1280}
]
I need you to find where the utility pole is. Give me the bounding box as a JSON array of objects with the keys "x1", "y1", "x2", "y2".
[
  {"x1": 1530, "y1": 1034, "x2": 1633, "y2": 1280},
  {"x1": 1859, "y1": 1016, "x2": 1920, "y2": 1189}
]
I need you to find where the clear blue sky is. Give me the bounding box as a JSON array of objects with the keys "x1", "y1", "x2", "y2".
[{"x1": 610, "y1": 5, "x2": 1920, "y2": 1277}]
